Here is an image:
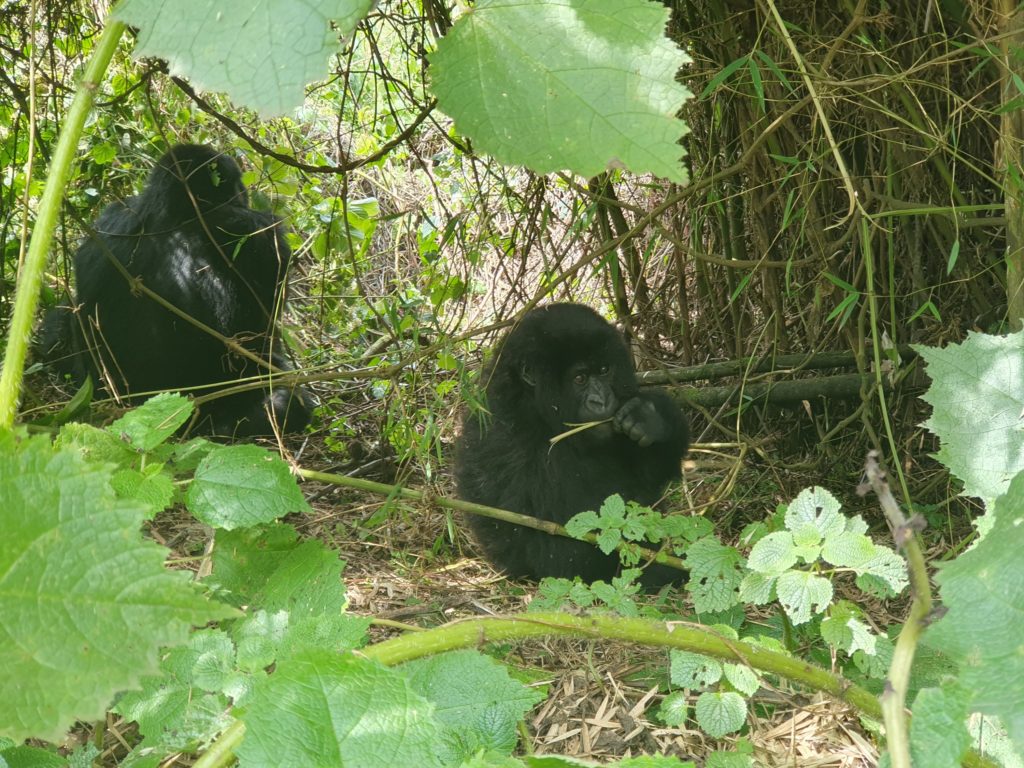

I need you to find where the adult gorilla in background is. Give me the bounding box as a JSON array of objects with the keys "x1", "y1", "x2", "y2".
[
  {"x1": 45, "y1": 143, "x2": 311, "y2": 437},
  {"x1": 455, "y1": 303, "x2": 690, "y2": 584}
]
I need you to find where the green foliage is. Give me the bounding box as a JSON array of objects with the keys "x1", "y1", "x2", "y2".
[
  {"x1": 907, "y1": 685, "x2": 972, "y2": 768},
  {"x1": 565, "y1": 494, "x2": 711, "y2": 570},
  {"x1": 669, "y1": 626, "x2": 760, "y2": 737},
  {"x1": 918, "y1": 329, "x2": 1024, "y2": 521},
  {"x1": 926, "y1": 471, "x2": 1024, "y2": 752},
  {"x1": 739, "y1": 487, "x2": 907, "y2": 626},
  {"x1": 187, "y1": 444, "x2": 310, "y2": 528},
  {"x1": 402, "y1": 650, "x2": 545, "y2": 763},
  {"x1": 115, "y1": 0, "x2": 375, "y2": 116},
  {"x1": 429, "y1": 0, "x2": 692, "y2": 182},
  {"x1": 236, "y1": 651, "x2": 446, "y2": 768},
  {"x1": 0, "y1": 431, "x2": 235, "y2": 742},
  {"x1": 209, "y1": 524, "x2": 349, "y2": 617}
]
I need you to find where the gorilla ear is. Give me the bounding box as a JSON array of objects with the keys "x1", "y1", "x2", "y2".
[{"x1": 520, "y1": 364, "x2": 537, "y2": 387}]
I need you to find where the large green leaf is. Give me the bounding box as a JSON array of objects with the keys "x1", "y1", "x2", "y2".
[
  {"x1": 918, "y1": 330, "x2": 1024, "y2": 505},
  {"x1": 0, "y1": 432, "x2": 234, "y2": 742},
  {"x1": 926, "y1": 471, "x2": 1024, "y2": 753},
  {"x1": 429, "y1": 0, "x2": 692, "y2": 182},
  {"x1": 115, "y1": 0, "x2": 375, "y2": 116},
  {"x1": 236, "y1": 651, "x2": 445, "y2": 767},
  {"x1": 187, "y1": 445, "x2": 309, "y2": 529}
]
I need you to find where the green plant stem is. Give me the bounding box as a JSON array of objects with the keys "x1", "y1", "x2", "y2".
[
  {"x1": 191, "y1": 611, "x2": 997, "y2": 768},
  {"x1": 298, "y1": 468, "x2": 688, "y2": 573},
  {"x1": 0, "y1": 18, "x2": 126, "y2": 429}
]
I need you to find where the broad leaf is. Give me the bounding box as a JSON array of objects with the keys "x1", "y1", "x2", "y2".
[
  {"x1": 0, "y1": 433, "x2": 233, "y2": 742},
  {"x1": 429, "y1": 0, "x2": 692, "y2": 182},
  {"x1": 115, "y1": 0, "x2": 375, "y2": 116}
]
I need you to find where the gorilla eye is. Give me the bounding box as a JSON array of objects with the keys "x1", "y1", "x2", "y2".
[
  {"x1": 598, "y1": 364, "x2": 610, "y2": 374},
  {"x1": 573, "y1": 373, "x2": 587, "y2": 385}
]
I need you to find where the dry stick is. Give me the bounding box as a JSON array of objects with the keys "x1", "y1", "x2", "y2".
[
  {"x1": 858, "y1": 450, "x2": 934, "y2": 768},
  {"x1": 297, "y1": 468, "x2": 687, "y2": 574}
]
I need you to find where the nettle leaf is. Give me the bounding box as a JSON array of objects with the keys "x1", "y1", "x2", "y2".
[
  {"x1": 918, "y1": 330, "x2": 1024, "y2": 506},
  {"x1": 820, "y1": 529, "x2": 875, "y2": 568},
  {"x1": 926, "y1": 472, "x2": 1024, "y2": 749},
  {"x1": 723, "y1": 663, "x2": 759, "y2": 697},
  {"x1": 669, "y1": 650, "x2": 722, "y2": 688},
  {"x1": 821, "y1": 602, "x2": 876, "y2": 656},
  {"x1": 236, "y1": 652, "x2": 444, "y2": 768},
  {"x1": 738, "y1": 572, "x2": 776, "y2": 605},
  {"x1": 108, "y1": 392, "x2": 193, "y2": 452},
  {"x1": 597, "y1": 527, "x2": 622, "y2": 554},
  {"x1": 775, "y1": 570, "x2": 833, "y2": 625},
  {"x1": 907, "y1": 684, "x2": 972, "y2": 768},
  {"x1": 115, "y1": 0, "x2": 375, "y2": 117},
  {"x1": 694, "y1": 691, "x2": 746, "y2": 738},
  {"x1": 429, "y1": 0, "x2": 692, "y2": 182},
  {"x1": 657, "y1": 691, "x2": 689, "y2": 727},
  {"x1": 565, "y1": 510, "x2": 601, "y2": 537},
  {"x1": 684, "y1": 536, "x2": 743, "y2": 613},
  {"x1": 857, "y1": 545, "x2": 908, "y2": 595},
  {"x1": 745, "y1": 531, "x2": 797, "y2": 574},
  {"x1": 111, "y1": 464, "x2": 175, "y2": 516},
  {"x1": 187, "y1": 444, "x2": 309, "y2": 529},
  {"x1": 113, "y1": 629, "x2": 235, "y2": 750},
  {"x1": 209, "y1": 524, "x2": 347, "y2": 618},
  {"x1": 0, "y1": 433, "x2": 234, "y2": 742},
  {"x1": 233, "y1": 610, "x2": 370, "y2": 671},
  {"x1": 402, "y1": 650, "x2": 545, "y2": 764},
  {"x1": 783, "y1": 486, "x2": 845, "y2": 539}
]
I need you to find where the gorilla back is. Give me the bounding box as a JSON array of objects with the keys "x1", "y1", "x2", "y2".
[
  {"x1": 47, "y1": 143, "x2": 310, "y2": 437},
  {"x1": 455, "y1": 303, "x2": 689, "y2": 584}
]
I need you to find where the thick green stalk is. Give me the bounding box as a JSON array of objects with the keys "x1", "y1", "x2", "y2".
[{"x1": 0, "y1": 18, "x2": 126, "y2": 428}]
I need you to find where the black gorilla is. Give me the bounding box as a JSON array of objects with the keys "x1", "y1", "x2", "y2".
[
  {"x1": 455, "y1": 303, "x2": 690, "y2": 584},
  {"x1": 44, "y1": 143, "x2": 310, "y2": 437}
]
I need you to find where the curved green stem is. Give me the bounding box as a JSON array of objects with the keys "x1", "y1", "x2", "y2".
[{"x1": 0, "y1": 18, "x2": 126, "y2": 428}]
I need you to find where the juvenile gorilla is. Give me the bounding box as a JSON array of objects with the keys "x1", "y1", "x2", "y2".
[
  {"x1": 45, "y1": 143, "x2": 310, "y2": 437},
  {"x1": 455, "y1": 303, "x2": 690, "y2": 584}
]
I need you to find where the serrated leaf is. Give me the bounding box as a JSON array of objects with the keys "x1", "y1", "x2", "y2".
[
  {"x1": 115, "y1": 0, "x2": 375, "y2": 117},
  {"x1": 917, "y1": 330, "x2": 1024, "y2": 503},
  {"x1": 858, "y1": 545, "x2": 908, "y2": 594},
  {"x1": 233, "y1": 610, "x2": 370, "y2": 672},
  {"x1": 820, "y1": 530, "x2": 875, "y2": 568},
  {"x1": 820, "y1": 613, "x2": 876, "y2": 656},
  {"x1": 187, "y1": 445, "x2": 309, "y2": 529},
  {"x1": 694, "y1": 691, "x2": 746, "y2": 738},
  {"x1": 775, "y1": 570, "x2": 833, "y2": 625},
  {"x1": 113, "y1": 629, "x2": 235, "y2": 750},
  {"x1": 684, "y1": 537, "x2": 743, "y2": 613},
  {"x1": 745, "y1": 531, "x2": 797, "y2": 574},
  {"x1": 738, "y1": 572, "x2": 776, "y2": 604},
  {"x1": 402, "y1": 650, "x2": 544, "y2": 764},
  {"x1": 429, "y1": 0, "x2": 692, "y2": 182},
  {"x1": 657, "y1": 691, "x2": 689, "y2": 727},
  {"x1": 906, "y1": 685, "x2": 972, "y2": 768},
  {"x1": 565, "y1": 510, "x2": 600, "y2": 537},
  {"x1": 0, "y1": 433, "x2": 234, "y2": 742},
  {"x1": 107, "y1": 393, "x2": 193, "y2": 451},
  {"x1": 236, "y1": 652, "x2": 444, "y2": 767},
  {"x1": 723, "y1": 663, "x2": 759, "y2": 696},
  {"x1": 669, "y1": 650, "x2": 722, "y2": 688},
  {"x1": 784, "y1": 487, "x2": 845, "y2": 538},
  {"x1": 209, "y1": 524, "x2": 347, "y2": 619},
  {"x1": 926, "y1": 472, "x2": 1024, "y2": 749},
  {"x1": 111, "y1": 464, "x2": 175, "y2": 516},
  {"x1": 597, "y1": 527, "x2": 622, "y2": 554}
]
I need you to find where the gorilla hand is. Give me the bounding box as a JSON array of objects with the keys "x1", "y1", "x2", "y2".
[{"x1": 613, "y1": 396, "x2": 668, "y2": 447}]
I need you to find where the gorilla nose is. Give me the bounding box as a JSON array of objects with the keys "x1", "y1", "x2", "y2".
[{"x1": 585, "y1": 393, "x2": 614, "y2": 419}]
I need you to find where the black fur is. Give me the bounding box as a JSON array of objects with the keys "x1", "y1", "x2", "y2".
[
  {"x1": 455, "y1": 303, "x2": 689, "y2": 583},
  {"x1": 43, "y1": 143, "x2": 310, "y2": 437}
]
